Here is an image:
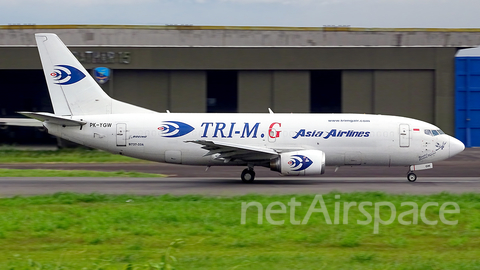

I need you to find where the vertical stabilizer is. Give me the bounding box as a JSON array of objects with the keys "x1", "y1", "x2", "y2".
[{"x1": 35, "y1": 33, "x2": 154, "y2": 116}]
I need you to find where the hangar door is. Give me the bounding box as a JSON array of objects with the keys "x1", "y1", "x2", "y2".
[
  {"x1": 207, "y1": 71, "x2": 238, "y2": 113},
  {"x1": 456, "y1": 57, "x2": 480, "y2": 147},
  {"x1": 342, "y1": 70, "x2": 434, "y2": 123},
  {"x1": 310, "y1": 70, "x2": 342, "y2": 113}
]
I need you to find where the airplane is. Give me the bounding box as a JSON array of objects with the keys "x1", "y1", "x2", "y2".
[{"x1": 6, "y1": 33, "x2": 465, "y2": 182}]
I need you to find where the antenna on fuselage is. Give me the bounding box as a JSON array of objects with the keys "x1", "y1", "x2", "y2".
[{"x1": 268, "y1": 108, "x2": 274, "y2": 114}]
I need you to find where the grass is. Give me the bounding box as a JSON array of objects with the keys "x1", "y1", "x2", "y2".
[
  {"x1": 0, "y1": 147, "x2": 146, "y2": 163},
  {"x1": 0, "y1": 192, "x2": 479, "y2": 269},
  {"x1": 0, "y1": 169, "x2": 164, "y2": 177},
  {"x1": 0, "y1": 147, "x2": 162, "y2": 177}
]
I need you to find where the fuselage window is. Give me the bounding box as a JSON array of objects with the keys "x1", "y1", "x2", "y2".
[
  {"x1": 431, "y1": 130, "x2": 440, "y2": 136},
  {"x1": 424, "y1": 129, "x2": 432, "y2": 136}
]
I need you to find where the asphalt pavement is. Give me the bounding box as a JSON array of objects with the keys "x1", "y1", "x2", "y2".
[
  {"x1": 0, "y1": 148, "x2": 478, "y2": 196},
  {"x1": 0, "y1": 177, "x2": 479, "y2": 196}
]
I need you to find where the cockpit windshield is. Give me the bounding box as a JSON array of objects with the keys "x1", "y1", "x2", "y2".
[{"x1": 424, "y1": 129, "x2": 445, "y2": 136}]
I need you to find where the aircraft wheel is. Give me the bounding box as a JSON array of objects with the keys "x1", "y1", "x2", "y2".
[
  {"x1": 407, "y1": 172, "x2": 417, "y2": 182},
  {"x1": 241, "y1": 169, "x2": 255, "y2": 183}
]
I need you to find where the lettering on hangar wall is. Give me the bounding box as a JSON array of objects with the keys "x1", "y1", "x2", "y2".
[{"x1": 72, "y1": 51, "x2": 131, "y2": 64}]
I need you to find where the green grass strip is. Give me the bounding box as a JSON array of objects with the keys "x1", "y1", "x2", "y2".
[
  {"x1": 0, "y1": 147, "x2": 146, "y2": 163},
  {"x1": 0, "y1": 192, "x2": 478, "y2": 269},
  {"x1": 0, "y1": 169, "x2": 164, "y2": 177}
]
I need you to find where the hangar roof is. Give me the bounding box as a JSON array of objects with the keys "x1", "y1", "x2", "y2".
[{"x1": 2, "y1": 25, "x2": 480, "y2": 48}]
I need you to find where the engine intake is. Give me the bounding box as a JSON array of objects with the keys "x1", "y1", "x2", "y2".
[{"x1": 270, "y1": 150, "x2": 326, "y2": 176}]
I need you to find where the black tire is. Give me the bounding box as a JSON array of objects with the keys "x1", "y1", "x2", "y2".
[
  {"x1": 241, "y1": 169, "x2": 255, "y2": 182},
  {"x1": 407, "y1": 172, "x2": 417, "y2": 182}
]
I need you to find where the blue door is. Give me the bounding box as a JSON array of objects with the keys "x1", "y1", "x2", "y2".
[{"x1": 455, "y1": 57, "x2": 480, "y2": 147}]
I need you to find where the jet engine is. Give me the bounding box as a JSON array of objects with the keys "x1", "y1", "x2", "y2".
[{"x1": 270, "y1": 150, "x2": 326, "y2": 176}]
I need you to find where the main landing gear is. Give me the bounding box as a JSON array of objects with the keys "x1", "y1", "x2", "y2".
[
  {"x1": 407, "y1": 172, "x2": 417, "y2": 182},
  {"x1": 241, "y1": 167, "x2": 255, "y2": 183}
]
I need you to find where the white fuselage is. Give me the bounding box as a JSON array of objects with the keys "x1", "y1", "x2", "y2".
[
  {"x1": 25, "y1": 33, "x2": 465, "y2": 182},
  {"x1": 44, "y1": 113, "x2": 462, "y2": 168}
]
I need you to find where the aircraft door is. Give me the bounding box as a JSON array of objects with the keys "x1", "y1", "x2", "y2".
[
  {"x1": 116, "y1": 123, "x2": 127, "y2": 147},
  {"x1": 399, "y1": 124, "x2": 410, "y2": 147}
]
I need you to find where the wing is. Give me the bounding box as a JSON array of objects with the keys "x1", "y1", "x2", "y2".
[{"x1": 186, "y1": 140, "x2": 279, "y2": 163}]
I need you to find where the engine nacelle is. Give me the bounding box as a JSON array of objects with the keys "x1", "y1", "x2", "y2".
[{"x1": 270, "y1": 150, "x2": 326, "y2": 176}]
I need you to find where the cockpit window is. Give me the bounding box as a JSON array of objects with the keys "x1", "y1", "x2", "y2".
[{"x1": 424, "y1": 129, "x2": 445, "y2": 136}]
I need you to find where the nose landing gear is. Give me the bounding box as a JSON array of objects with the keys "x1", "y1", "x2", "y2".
[
  {"x1": 407, "y1": 172, "x2": 417, "y2": 182},
  {"x1": 406, "y1": 163, "x2": 432, "y2": 182}
]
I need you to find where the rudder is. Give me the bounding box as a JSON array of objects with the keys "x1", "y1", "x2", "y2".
[{"x1": 35, "y1": 33, "x2": 154, "y2": 116}]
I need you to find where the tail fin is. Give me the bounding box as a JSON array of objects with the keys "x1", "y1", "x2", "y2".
[{"x1": 35, "y1": 33, "x2": 154, "y2": 116}]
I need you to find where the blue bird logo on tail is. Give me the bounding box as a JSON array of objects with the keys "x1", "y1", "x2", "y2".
[{"x1": 50, "y1": 65, "x2": 86, "y2": 85}]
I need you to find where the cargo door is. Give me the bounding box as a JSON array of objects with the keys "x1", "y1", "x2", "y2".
[
  {"x1": 116, "y1": 123, "x2": 127, "y2": 147},
  {"x1": 399, "y1": 124, "x2": 410, "y2": 147}
]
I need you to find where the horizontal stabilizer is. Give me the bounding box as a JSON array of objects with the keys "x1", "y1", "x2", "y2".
[
  {"x1": 0, "y1": 118, "x2": 44, "y2": 127},
  {"x1": 18, "y1": 112, "x2": 86, "y2": 126}
]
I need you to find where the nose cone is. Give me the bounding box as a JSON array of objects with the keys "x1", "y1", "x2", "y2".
[{"x1": 449, "y1": 137, "x2": 465, "y2": 158}]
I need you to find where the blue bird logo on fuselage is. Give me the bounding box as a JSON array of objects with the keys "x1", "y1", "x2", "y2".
[
  {"x1": 159, "y1": 121, "x2": 195, "y2": 138},
  {"x1": 288, "y1": 155, "x2": 313, "y2": 171}
]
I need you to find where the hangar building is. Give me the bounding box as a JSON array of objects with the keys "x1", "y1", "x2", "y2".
[{"x1": 1, "y1": 25, "x2": 480, "y2": 145}]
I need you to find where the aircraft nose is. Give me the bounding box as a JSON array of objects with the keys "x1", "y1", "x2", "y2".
[{"x1": 449, "y1": 136, "x2": 465, "y2": 158}]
